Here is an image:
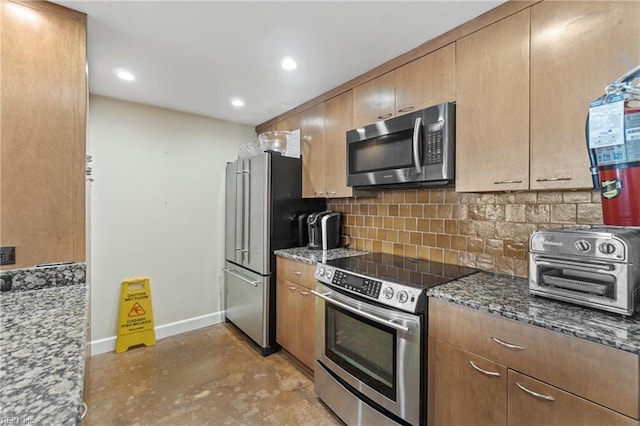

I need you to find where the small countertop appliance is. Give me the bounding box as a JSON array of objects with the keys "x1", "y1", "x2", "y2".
[{"x1": 307, "y1": 211, "x2": 341, "y2": 250}]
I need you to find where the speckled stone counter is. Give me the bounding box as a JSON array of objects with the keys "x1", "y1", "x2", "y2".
[
  {"x1": 427, "y1": 271, "x2": 640, "y2": 355},
  {"x1": 274, "y1": 247, "x2": 367, "y2": 264},
  {"x1": 0, "y1": 264, "x2": 88, "y2": 425}
]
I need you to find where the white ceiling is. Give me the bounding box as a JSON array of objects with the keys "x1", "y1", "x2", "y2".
[{"x1": 55, "y1": 1, "x2": 505, "y2": 127}]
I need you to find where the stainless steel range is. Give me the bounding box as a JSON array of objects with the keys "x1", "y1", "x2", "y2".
[
  {"x1": 529, "y1": 225, "x2": 640, "y2": 316},
  {"x1": 312, "y1": 253, "x2": 478, "y2": 426}
]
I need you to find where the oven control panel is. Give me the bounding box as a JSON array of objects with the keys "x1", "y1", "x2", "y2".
[{"x1": 314, "y1": 263, "x2": 424, "y2": 312}]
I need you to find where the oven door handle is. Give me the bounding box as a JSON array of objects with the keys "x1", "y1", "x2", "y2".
[
  {"x1": 311, "y1": 290, "x2": 410, "y2": 333},
  {"x1": 534, "y1": 256, "x2": 615, "y2": 272}
]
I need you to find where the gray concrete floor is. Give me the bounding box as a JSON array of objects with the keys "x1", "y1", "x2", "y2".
[{"x1": 84, "y1": 323, "x2": 342, "y2": 425}]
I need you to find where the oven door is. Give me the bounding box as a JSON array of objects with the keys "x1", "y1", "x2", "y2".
[{"x1": 312, "y1": 284, "x2": 422, "y2": 425}]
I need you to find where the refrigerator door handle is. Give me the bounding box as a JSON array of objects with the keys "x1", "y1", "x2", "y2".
[
  {"x1": 243, "y1": 161, "x2": 251, "y2": 264},
  {"x1": 235, "y1": 160, "x2": 244, "y2": 263},
  {"x1": 223, "y1": 268, "x2": 260, "y2": 287}
]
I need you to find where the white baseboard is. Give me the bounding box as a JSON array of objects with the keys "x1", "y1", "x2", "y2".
[{"x1": 90, "y1": 311, "x2": 224, "y2": 355}]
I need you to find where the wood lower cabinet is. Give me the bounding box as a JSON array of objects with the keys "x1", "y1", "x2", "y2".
[
  {"x1": 428, "y1": 298, "x2": 640, "y2": 425},
  {"x1": 428, "y1": 338, "x2": 507, "y2": 426},
  {"x1": 456, "y1": 8, "x2": 530, "y2": 192},
  {"x1": 276, "y1": 257, "x2": 317, "y2": 370},
  {"x1": 1, "y1": 0, "x2": 87, "y2": 269}
]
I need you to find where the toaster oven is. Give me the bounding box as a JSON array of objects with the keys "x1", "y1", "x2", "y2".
[{"x1": 529, "y1": 226, "x2": 640, "y2": 316}]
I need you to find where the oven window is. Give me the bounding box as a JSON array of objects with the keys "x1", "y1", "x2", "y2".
[
  {"x1": 325, "y1": 304, "x2": 396, "y2": 400},
  {"x1": 349, "y1": 129, "x2": 419, "y2": 174}
]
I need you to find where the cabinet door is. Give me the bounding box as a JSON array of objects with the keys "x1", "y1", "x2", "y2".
[
  {"x1": 296, "y1": 286, "x2": 316, "y2": 370},
  {"x1": 352, "y1": 71, "x2": 396, "y2": 128},
  {"x1": 300, "y1": 104, "x2": 325, "y2": 198},
  {"x1": 530, "y1": 1, "x2": 640, "y2": 190},
  {"x1": 428, "y1": 338, "x2": 507, "y2": 426},
  {"x1": 2, "y1": 1, "x2": 87, "y2": 268},
  {"x1": 508, "y1": 370, "x2": 638, "y2": 426},
  {"x1": 456, "y1": 9, "x2": 530, "y2": 192},
  {"x1": 323, "y1": 91, "x2": 353, "y2": 198},
  {"x1": 396, "y1": 43, "x2": 456, "y2": 116},
  {"x1": 276, "y1": 276, "x2": 299, "y2": 351}
]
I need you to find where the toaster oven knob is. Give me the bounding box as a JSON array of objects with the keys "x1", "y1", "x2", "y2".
[
  {"x1": 397, "y1": 290, "x2": 408, "y2": 303},
  {"x1": 317, "y1": 267, "x2": 325, "y2": 277},
  {"x1": 599, "y1": 242, "x2": 617, "y2": 255},
  {"x1": 574, "y1": 240, "x2": 591, "y2": 252},
  {"x1": 383, "y1": 287, "x2": 394, "y2": 299},
  {"x1": 326, "y1": 271, "x2": 333, "y2": 279}
]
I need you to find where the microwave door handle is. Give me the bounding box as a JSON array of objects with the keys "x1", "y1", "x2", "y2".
[
  {"x1": 412, "y1": 117, "x2": 422, "y2": 173},
  {"x1": 311, "y1": 290, "x2": 410, "y2": 333}
]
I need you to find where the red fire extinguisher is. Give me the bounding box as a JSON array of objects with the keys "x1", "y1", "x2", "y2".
[{"x1": 587, "y1": 65, "x2": 640, "y2": 226}]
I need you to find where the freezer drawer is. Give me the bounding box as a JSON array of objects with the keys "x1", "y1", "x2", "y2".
[{"x1": 224, "y1": 262, "x2": 269, "y2": 348}]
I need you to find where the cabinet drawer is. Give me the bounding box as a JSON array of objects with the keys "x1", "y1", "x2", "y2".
[
  {"x1": 277, "y1": 257, "x2": 316, "y2": 288},
  {"x1": 508, "y1": 370, "x2": 638, "y2": 426},
  {"x1": 429, "y1": 298, "x2": 639, "y2": 418}
]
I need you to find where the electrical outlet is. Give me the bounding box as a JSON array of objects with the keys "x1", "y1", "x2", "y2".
[{"x1": 0, "y1": 247, "x2": 16, "y2": 265}]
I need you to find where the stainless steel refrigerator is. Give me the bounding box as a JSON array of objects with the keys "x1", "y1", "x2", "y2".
[{"x1": 224, "y1": 151, "x2": 325, "y2": 355}]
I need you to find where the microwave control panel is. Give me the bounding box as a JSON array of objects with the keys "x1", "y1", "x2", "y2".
[{"x1": 425, "y1": 121, "x2": 444, "y2": 165}]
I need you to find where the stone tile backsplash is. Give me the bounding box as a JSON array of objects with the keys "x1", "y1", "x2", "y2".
[{"x1": 328, "y1": 188, "x2": 603, "y2": 278}]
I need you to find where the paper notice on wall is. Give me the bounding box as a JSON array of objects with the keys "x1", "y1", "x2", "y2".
[
  {"x1": 588, "y1": 95, "x2": 625, "y2": 149},
  {"x1": 285, "y1": 129, "x2": 301, "y2": 158}
]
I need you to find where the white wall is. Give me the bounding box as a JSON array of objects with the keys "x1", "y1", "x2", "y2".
[{"x1": 88, "y1": 96, "x2": 255, "y2": 354}]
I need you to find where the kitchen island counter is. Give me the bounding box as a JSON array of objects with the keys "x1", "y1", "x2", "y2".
[
  {"x1": 428, "y1": 271, "x2": 640, "y2": 355},
  {"x1": 0, "y1": 264, "x2": 88, "y2": 425},
  {"x1": 274, "y1": 247, "x2": 367, "y2": 264}
]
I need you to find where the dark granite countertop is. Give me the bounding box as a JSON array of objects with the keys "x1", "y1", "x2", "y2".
[
  {"x1": 0, "y1": 264, "x2": 88, "y2": 424},
  {"x1": 428, "y1": 272, "x2": 640, "y2": 355},
  {"x1": 274, "y1": 247, "x2": 367, "y2": 264}
]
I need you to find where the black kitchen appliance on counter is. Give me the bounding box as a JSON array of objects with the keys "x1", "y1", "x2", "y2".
[
  {"x1": 307, "y1": 211, "x2": 341, "y2": 250},
  {"x1": 312, "y1": 253, "x2": 478, "y2": 425}
]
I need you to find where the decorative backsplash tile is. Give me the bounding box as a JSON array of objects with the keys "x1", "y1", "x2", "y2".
[{"x1": 328, "y1": 188, "x2": 602, "y2": 278}]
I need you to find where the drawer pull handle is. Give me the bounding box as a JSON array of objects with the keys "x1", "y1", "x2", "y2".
[
  {"x1": 300, "y1": 291, "x2": 309, "y2": 296},
  {"x1": 288, "y1": 286, "x2": 297, "y2": 291},
  {"x1": 398, "y1": 106, "x2": 415, "y2": 113},
  {"x1": 515, "y1": 382, "x2": 555, "y2": 401},
  {"x1": 378, "y1": 113, "x2": 393, "y2": 120},
  {"x1": 468, "y1": 361, "x2": 500, "y2": 377},
  {"x1": 535, "y1": 177, "x2": 572, "y2": 182},
  {"x1": 491, "y1": 336, "x2": 525, "y2": 351},
  {"x1": 493, "y1": 180, "x2": 523, "y2": 185},
  {"x1": 292, "y1": 271, "x2": 303, "y2": 276}
]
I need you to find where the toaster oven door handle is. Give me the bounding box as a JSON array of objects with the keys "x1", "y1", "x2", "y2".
[
  {"x1": 311, "y1": 290, "x2": 410, "y2": 333},
  {"x1": 412, "y1": 117, "x2": 422, "y2": 174},
  {"x1": 534, "y1": 256, "x2": 615, "y2": 272}
]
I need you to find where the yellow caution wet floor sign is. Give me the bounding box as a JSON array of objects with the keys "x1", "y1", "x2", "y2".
[{"x1": 116, "y1": 277, "x2": 156, "y2": 353}]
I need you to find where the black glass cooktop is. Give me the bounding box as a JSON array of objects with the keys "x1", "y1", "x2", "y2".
[{"x1": 322, "y1": 253, "x2": 478, "y2": 290}]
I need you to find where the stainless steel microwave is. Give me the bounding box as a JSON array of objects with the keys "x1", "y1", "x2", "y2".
[{"x1": 346, "y1": 102, "x2": 455, "y2": 189}]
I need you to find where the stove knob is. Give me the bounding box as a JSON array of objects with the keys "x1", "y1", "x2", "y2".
[
  {"x1": 326, "y1": 270, "x2": 333, "y2": 279},
  {"x1": 383, "y1": 287, "x2": 394, "y2": 299},
  {"x1": 599, "y1": 242, "x2": 617, "y2": 255},
  {"x1": 317, "y1": 267, "x2": 325, "y2": 277},
  {"x1": 397, "y1": 290, "x2": 408, "y2": 303},
  {"x1": 574, "y1": 240, "x2": 591, "y2": 252}
]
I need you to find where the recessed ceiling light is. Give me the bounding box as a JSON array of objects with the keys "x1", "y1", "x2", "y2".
[
  {"x1": 116, "y1": 69, "x2": 135, "y2": 81},
  {"x1": 281, "y1": 57, "x2": 297, "y2": 71},
  {"x1": 231, "y1": 97, "x2": 245, "y2": 108}
]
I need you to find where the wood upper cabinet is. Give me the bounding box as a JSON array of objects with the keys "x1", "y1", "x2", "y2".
[
  {"x1": 299, "y1": 104, "x2": 325, "y2": 198},
  {"x1": 529, "y1": 1, "x2": 640, "y2": 190},
  {"x1": 323, "y1": 91, "x2": 353, "y2": 198},
  {"x1": 276, "y1": 257, "x2": 317, "y2": 370},
  {"x1": 396, "y1": 43, "x2": 456, "y2": 117},
  {"x1": 1, "y1": 0, "x2": 87, "y2": 269},
  {"x1": 352, "y1": 71, "x2": 396, "y2": 128},
  {"x1": 456, "y1": 9, "x2": 530, "y2": 192}
]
